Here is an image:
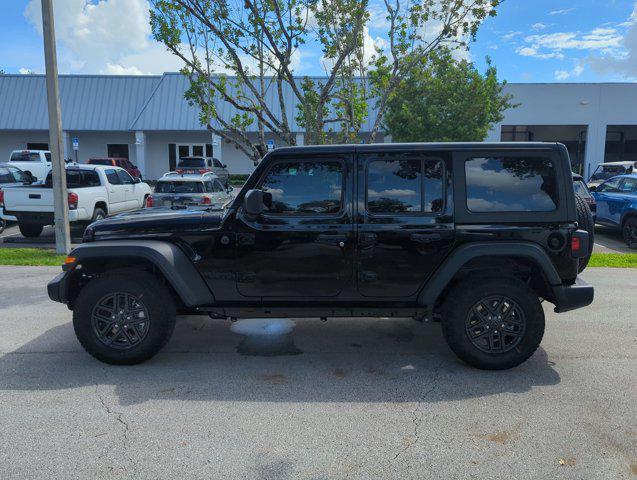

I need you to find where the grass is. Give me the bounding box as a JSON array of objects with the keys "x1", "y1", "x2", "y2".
[
  {"x1": 0, "y1": 248, "x2": 66, "y2": 266},
  {"x1": 588, "y1": 253, "x2": 637, "y2": 268},
  {"x1": 0, "y1": 248, "x2": 635, "y2": 268}
]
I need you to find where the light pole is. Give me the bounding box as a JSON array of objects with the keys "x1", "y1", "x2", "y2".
[{"x1": 41, "y1": 0, "x2": 71, "y2": 254}]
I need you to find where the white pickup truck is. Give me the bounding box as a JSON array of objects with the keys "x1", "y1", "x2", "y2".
[
  {"x1": 8, "y1": 150, "x2": 52, "y2": 181},
  {"x1": 0, "y1": 164, "x2": 151, "y2": 237}
]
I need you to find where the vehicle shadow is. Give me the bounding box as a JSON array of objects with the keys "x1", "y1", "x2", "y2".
[
  {"x1": 594, "y1": 225, "x2": 633, "y2": 252},
  {"x1": 0, "y1": 316, "x2": 560, "y2": 406}
]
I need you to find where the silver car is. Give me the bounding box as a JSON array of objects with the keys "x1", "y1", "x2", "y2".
[
  {"x1": 176, "y1": 156, "x2": 229, "y2": 187},
  {"x1": 147, "y1": 172, "x2": 233, "y2": 209}
]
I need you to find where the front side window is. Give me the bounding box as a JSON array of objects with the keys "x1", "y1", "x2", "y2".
[
  {"x1": 116, "y1": 170, "x2": 135, "y2": 185},
  {"x1": 366, "y1": 157, "x2": 444, "y2": 214},
  {"x1": 105, "y1": 169, "x2": 121, "y2": 185},
  {"x1": 260, "y1": 160, "x2": 343, "y2": 215},
  {"x1": 213, "y1": 159, "x2": 223, "y2": 168},
  {"x1": 465, "y1": 156, "x2": 558, "y2": 212},
  {"x1": 597, "y1": 177, "x2": 622, "y2": 192},
  {"x1": 213, "y1": 180, "x2": 225, "y2": 192}
]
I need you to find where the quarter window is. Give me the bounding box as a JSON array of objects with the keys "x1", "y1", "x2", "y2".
[
  {"x1": 465, "y1": 157, "x2": 558, "y2": 212},
  {"x1": 260, "y1": 160, "x2": 343, "y2": 215},
  {"x1": 366, "y1": 157, "x2": 444, "y2": 214}
]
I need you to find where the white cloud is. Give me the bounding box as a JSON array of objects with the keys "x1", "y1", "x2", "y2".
[
  {"x1": 525, "y1": 30, "x2": 623, "y2": 52},
  {"x1": 532, "y1": 23, "x2": 549, "y2": 31},
  {"x1": 589, "y1": 2, "x2": 637, "y2": 79},
  {"x1": 18, "y1": 68, "x2": 33, "y2": 74},
  {"x1": 549, "y1": 8, "x2": 574, "y2": 16},
  {"x1": 516, "y1": 46, "x2": 564, "y2": 60},
  {"x1": 502, "y1": 31, "x2": 522, "y2": 41},
  {"x1": 554, "y1": 63, "x2": 585, "y2": 80},
  {"x1": 24, "y1": 0, "x2": 183, "y2": 74}
]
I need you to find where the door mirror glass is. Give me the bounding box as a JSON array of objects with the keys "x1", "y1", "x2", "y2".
[{"x1": 244, "y1": 189, "x2": 265, "y2": 216}]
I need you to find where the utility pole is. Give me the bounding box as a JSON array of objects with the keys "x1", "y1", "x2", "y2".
[{"x1": 41, "y1": 0, "x2": 70, "y2": 254}]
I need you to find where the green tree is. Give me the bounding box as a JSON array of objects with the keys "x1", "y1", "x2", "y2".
[
  {"x1": 150, "y1": 0, "x2": 499, "y2": 163},
  {"x1": 384, "y1": 51, "x2": 515, "y2": 142}
]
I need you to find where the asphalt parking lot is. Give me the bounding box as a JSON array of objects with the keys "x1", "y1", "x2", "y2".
[{"x1": 0, "y1": 266, "x2": 635, "y2": 479}]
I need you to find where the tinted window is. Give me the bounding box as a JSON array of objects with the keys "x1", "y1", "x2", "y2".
[
  {"x1": 0, "y1": 167, "x2": 15, "y2": 184},
  {"x1": 178, "y1": 157, "x2": 206, "y2": 168},
  {"x1": 465, "y1": 157, "x2": 558, "y2": 212},
  {"x1": 9, "y1": 167, "x2": 25, "y2": 182},
  {"x1": 620, "y1": 178, "x2": 637, "y2": 192},
  {"x1": 116, "y1": 170, "x2": 134, "y2": 184},
  {"x1": 597, "y1": 177, "x2": 622, "y2": 192},
  {"x1": 155, "y1": 181, "x2": 204, "y2": 193},
  {"x1": 260, "y1": 161, "x2": 343, "y2": 215},
  {"x1": 366, "y1": 157, "x2": 444, "y2": 214},
  {"x1": 44, "y1": 153, "x2": 51, "y2": 162},
  {"x1": 10, "y1": 152, "x2": 40, "y2": 162},
  {"x1": 213, "y1": 179, "x2": 225, "y2": 192},
  {"x1": 213, "y1": 159, "x2": 223, "y2": 168},
  {"x1": 45, "y1": 170, "x2": 100, "y2": 188},
  {"x1": 105, "y1": 169, "x2": 121, "y2": 185}
]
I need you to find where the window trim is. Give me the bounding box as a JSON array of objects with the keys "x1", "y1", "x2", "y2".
[
  {"x1": 464, "y1": 155, "x2": 559, "y2": 214},
  {"x1": 254, "y1": 156, "x2": 347, "y2": 217},
  {"x1": 363, "y1": 154, "x2": 446, "y2": 217}
]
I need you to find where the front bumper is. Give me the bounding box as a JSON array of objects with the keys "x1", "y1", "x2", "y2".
[
  {"x1": 552, "y1": 277, "x2": 594, "y2": 313},
  {"x1": 47, "y1": 271, "x2": 70, "y2": 304}
]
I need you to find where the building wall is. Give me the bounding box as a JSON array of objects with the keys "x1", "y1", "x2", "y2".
[
  {"x1": 0, "y1": 130, "x2": 51, "y2": 160},
  {"x1": 63, "y1": 131, "x2": 137, "y2": 165}
]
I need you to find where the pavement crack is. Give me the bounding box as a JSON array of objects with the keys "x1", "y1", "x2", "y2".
[
  {"x1": 392, "y1": 360, "x2": 444, "y2": 462},
  {"x1": 95, "y1": 385, "x2": 132, "y2": 463}
]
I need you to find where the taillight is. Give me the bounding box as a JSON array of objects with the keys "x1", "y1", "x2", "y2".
[
  {"x1": 68, "y1": 192, "x2": 78, "y2": 210},
  {"x1": 198, "y1": 169, "x2": 210, "y2": 174},
  {"x1": 146, "y1": 195, "x2": 154, "y2": 208},
  {"x1": 176, "y1": 169, "x2": 184, "y2": 174},
  {"x1": 571, "y1": 230, "x2": 589, "y2": 258},
  {"x1": 201, "y1": 196, "x2": 211, "y2": 205},
  {"x1": 0, "y1": 190, "x2": 4, "y2": 207}
]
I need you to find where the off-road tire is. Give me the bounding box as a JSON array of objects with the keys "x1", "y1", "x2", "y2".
[
  {"x1": 91, "y1": 207, "x2": 106, "y2": 222},
  {"x1": 442, "y1": 276, "x2": 545, "y2": 370},
  {"x1": 18, "y1": 223, "x2": 43, "y2": 238},
  {"x1": 73, "y1": 270, "x2": 176, "y2": 365},
  {"x1": 575, "y1": 193, "x2": 594, "y2": 273},
  {"x1": 622, "y1": 217, "x2": 637, "y2": 248},
  {"x1": 0, "y1": 219, "x2": 5, "y2": 235}
]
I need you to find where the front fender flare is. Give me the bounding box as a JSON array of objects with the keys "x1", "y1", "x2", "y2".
[
  {"x1": 67, "y1": 240, "x2": 215, "y2": 307},
  {"x1": 417, "y1": 241, "x2": 563, "y2": 308}
]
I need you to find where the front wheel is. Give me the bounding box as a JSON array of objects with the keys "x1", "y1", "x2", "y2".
[
  {"x1": 442, "y1": 277, "x2": 545, "y2": 370},
  {"x1": 18, "y1": 223, "x2": 43, "y2": 238},
  {"x1": 73, "y1": 270, "x2": 176, "y2": 365}
]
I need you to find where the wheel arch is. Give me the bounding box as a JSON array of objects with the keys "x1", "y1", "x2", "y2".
[
  {"x1": 65, "y1": 240, "x2": 214, "y2": 308},
  {"x1": 620, "y1": 209, "x2": 637, "y2": 228},
  {"x1": 418, "y1": 242, "x2": 563, "y2": 310},
  {"x1": 93, "y1": 200, "x2": 108, "y2": 216}
]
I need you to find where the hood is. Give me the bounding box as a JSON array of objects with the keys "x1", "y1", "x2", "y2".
[{"x1": 84, "y1": 207, "x2": 225, "y2": 241}]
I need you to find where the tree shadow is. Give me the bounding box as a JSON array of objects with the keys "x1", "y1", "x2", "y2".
[{"x1": 0, "y1": 316, "x2": 560, "y2": 406}]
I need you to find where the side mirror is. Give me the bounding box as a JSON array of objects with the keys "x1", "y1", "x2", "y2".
[
  {"x1": 588, "y1": 185, "x2": 597, "y2": 192},
  {"x1": 23, "y1": 173, "x2": 37, "y2": 183},
  {"x1": 222, "y1": 164, "x2": 227, "y2": 169},
  {"x1": 243, "y1": 189, "x2": 265, "y2": 216}
]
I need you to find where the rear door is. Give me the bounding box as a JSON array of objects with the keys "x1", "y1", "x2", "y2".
[
  {"x1": 356, "y1": 150, "x2": 454, "y2": 297},
  {"x1": 104, "y1": 169, "x2": 125, "y2": 212}
]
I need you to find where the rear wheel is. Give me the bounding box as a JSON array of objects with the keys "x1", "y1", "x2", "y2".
[
  {"x1": 18, "y1": 223, "x2": 43, "y2": 238},
  {"x1": 73, "y1": 270, "x2": 176, "y2": 365},
  {"x1": 0, "y1": 219, "x2": 5, "y2": 234},
  {"x1": 442, "y1": 277, "x2": 545, "y2": 370},
  {"x1": 91, "y1": 207, "x2": 106, "y2": 222},
  {"x1": 575, "y1": 193, "x2": 594, "y2": 273},
  {"x1": 623, "y1": 217, "x2": 637, "y2": 248}
]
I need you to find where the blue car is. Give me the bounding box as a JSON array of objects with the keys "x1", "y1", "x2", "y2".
[{"x1": 591, "y1": 174, "x2": 637, "y2": 247}]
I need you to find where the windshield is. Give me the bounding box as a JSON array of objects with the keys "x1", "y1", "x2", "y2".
[
  {"x1": 156, "y1": 181, "x2": 204, "y2": 193},
  {"x1": 177, "y1": 158, "x2": 206, "y2": 168},
  {"x1": 590, "y1": 165, "x2": 628, "y2": 181}
]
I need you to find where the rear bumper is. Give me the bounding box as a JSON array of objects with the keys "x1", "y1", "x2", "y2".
[
  {"x1": 47, "y1": 271, "x2": 70, "y2": 304},
  {"x1": 552, "y1": 277, "x2": 594, "y2": 313},
  {"x1": 3, "y1": 209, "x2": 82, "y2": 223}
]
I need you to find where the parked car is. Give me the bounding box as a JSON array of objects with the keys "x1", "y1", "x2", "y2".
[
  {"x1": 8, "y1": 150, "x2": 51, "y2": 180},
  {"x1": 591, "y1": 174, "x2": 637, "y2": 247},
  {"x1": 147, "y1": 172, "x2": 233, "y2": 209},
  {"x1": 588, "y1": 161, "x2": 636, "y2": 188},
  {"x1": 176, "y1": 156, "x2": 229, "y2": 186},
  {"x1": 1, "y1": 164, "x2": 151, "y2": 238},
  {"x1": 0, "y1": 163, "x2": 36, "y2": 230},
  {"x1": 48, "y1": 142, "x2": 594, "y2": 369},
  {"x1": 87, "y1": 157, "x2": 141, "y2": 179}
]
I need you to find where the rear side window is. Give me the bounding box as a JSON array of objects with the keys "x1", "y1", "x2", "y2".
[
  {"x1": 260, "y1": 160, "x2": 343, "y2": 215},
  {"x1": 105, "y1": 169, "x2": 121, "y2": 185},
  {"x1": 366, "y1": 157, "x2": 444, "y2": 214},
  {"x1": 0, "y1": 167, "x2": 15, "y2": 183},
  {"x1": 620, "y1": 178, "x2": 637, "y2": 192},
  {"x1": 45, "y1": 170, "x2": 100, "y2": 187},
  {"x1": 465, "y1": 157, "x2": 558, "y2": 212}
]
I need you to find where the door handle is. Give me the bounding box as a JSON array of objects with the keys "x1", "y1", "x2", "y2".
[
  {"x1": 317, "y1": 233, "x2": 347, "y2": 246},
  {"x1": 410, "y1": 232, "x2": 441, "y2": 243}
]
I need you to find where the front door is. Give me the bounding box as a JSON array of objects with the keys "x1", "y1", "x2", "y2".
[
  {"x1": 595, "y1": 177, "x2": 623, "y2": 225},
  {"x1": 356, "y1": 151, "x2": 454, "y2": 297},
  {"x1": 104, "y1": 169, "x2": 126, "y2": 213},
  {"x1": 235, "y1": 155, "x2": 353, "y2": 298}
]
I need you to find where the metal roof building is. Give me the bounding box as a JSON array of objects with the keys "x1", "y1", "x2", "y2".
[{"x1": 0, "y1": 73, "x2": 636, "y2": 178}]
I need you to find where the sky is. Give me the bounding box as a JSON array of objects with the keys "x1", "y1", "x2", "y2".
[{"x1": 0, "y1": 0, "x2": 636, "y2": 83}]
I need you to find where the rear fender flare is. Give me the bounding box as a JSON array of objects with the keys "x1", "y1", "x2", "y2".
[{"x1": 418, "y1": 241, "x2": 562, "y2": 307}]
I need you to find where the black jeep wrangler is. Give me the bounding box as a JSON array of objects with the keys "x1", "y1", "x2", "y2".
[{"x1": 48, "y1": 143, "x2": 594, "y2": 369}]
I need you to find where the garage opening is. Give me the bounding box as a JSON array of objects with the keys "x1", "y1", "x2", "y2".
[
  {"x1": 501, "y1": 125, "x2": 588, "y2": 174},
  {"x1": 605, "y1": 125, "x2": 637, "y2": 163}
]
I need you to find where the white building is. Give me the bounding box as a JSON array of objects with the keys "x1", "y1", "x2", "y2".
[{"x1": 0, "y1": 73, "x2": 635, "y2": 179}]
